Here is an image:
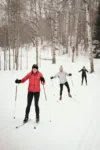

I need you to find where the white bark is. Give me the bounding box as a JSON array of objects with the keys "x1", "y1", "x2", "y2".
[
  {"x1": 52, "y1": 0, "x2": 58, "y2": 64},
  {"x1": 38, "y1": 0, "x2": 43, "y2": 45},
  {"x1": 13, "y1": 47, "x2": 15, "y2": 70},
  {"x1": 0, "y1": 53, "x2": 1, "y2": 70},
  {"x1": 7, "y1": 0, "x2": 11, "y2": 70},
  {"x1": 84, "y1": 0, "x2": 94, "y2": 73},
  {"x1": 20, "y1": 47, "x2": 22, "y2": 70},
  {"x1": 73, "y1": 0, "x2": 80, "y2": 56},
  {"x1": 35, "y1": 0, "x2": 39, "y2": 65},
  {"x1": 65, "y1": 0, "x2": 72, "y2": 54},
  {"x1": 72, "y1": 46, "x2": 75, "y2": 62},
  {"x1": 26, "y1": 45, "x2": 28, "y2": 69},
  {"x1": 64, "y1": 5, "x2": 69, "y2": 53}
]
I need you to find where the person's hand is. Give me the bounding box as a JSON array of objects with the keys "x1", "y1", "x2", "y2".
[
  {"x1": 69, "y1": 73, "x2": 72, "y2": 76},
  {"x1": 15, "y1": 79, "x2": 21, "y2": 84}
]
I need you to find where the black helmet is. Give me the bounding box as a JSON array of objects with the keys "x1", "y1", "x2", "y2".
[{"x1": 32, "y1": 64, "x2": 38, "y2": 70}]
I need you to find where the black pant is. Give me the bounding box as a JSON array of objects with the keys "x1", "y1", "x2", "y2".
[
  {"x1": 25, "y1": 92, "x2": 40, "y2": 118},
  {"x1": 60, "y1": 82, "x2": 70, "y2": 96},
  {"x1": 81, "y1": 75, "x2": 87, "y2": 85}
]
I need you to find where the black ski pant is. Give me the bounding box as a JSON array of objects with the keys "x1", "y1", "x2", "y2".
[
  {"x1": 25, "y1": 92, "x2": 40, "y2": 118},
  {"x1": 81, "y1": 75, "x2": 87, "y2": 85},
  {"x1": 60, "y1": 82, "x2": 70, "y2": 96}
]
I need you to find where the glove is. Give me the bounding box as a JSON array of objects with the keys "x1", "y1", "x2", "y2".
[
  {"x1": 50, "y1": 77, "x2": 53, "y2": 79},
  {"x1": 15, "y1": 79, "x2": 21, "y2": 84},
  {"x1": 69, "y1": 73, "x2": 72, "y2": 76},
  {"x1": 40, "y1": 77, "x2": 45, "y2": 85}
]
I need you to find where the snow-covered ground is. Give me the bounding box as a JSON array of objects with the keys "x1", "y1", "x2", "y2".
[{"x1": 0, "y1": 47, "x2": 100, "y2": 150}]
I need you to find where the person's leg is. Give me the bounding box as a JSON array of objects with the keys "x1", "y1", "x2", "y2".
[
  {"x1": 64, "y1": 82, "x2": 71, "y2": 97},
  {"x1": 59, "y1": 84, "x2": 63, "y2": 100},
  {"x1": 24, "y1": 92, "x2": 33, "y2": 122},
  {"x1": 34, "y1": 92, "x2": 40, "y2": 122},
  {"x1": 81, "y1": 75, "x2": 84, "y2": 85},
  {"x1": 85, "y1": 75, "x2": 87, "y2": 85}
]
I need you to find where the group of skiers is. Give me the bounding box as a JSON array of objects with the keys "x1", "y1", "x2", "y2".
[{"x1": 15, "y1": 64, "x2": 88, "y2": 123}]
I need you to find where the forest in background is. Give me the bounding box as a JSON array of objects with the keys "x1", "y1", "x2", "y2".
[{"x1": 0, "y1": 0, "x2": 99, "y2": 71}]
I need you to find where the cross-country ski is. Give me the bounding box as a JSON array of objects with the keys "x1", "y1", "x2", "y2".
[{"x1": 16, "y1": 119, "x2": 31, "y2": 129}]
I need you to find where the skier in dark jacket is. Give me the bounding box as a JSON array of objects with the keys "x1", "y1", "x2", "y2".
[
  {"x1": 15, "y1": 64, "x2": 45, "y2": 123},
  {"x1": 50, "y1": 66, "x2": 72, "y2": 100},
  {"x1": 79, "y1": 66, "x2": 88, "y2": 85}
]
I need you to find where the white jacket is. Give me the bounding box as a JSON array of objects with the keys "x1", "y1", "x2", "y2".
[{"x1": 53, "y1": 71, "x2": 69, "y2": 84}]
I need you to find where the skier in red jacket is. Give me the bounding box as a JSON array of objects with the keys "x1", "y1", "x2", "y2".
[{"x1": 15, "y1": 64, "x2": 45, "y2": 123}]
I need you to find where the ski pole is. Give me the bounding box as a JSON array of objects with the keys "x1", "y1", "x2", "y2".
[
  {"x1": 70, "y1": 76, "x2": 74, "y2": 86},
  {"x1": 51, "y1": 79, "x2": 56, "y2": 96},
  {"x1": 51, "y1": 79, "x2": 53, "y2": 87},
  {"x1": 43, "y1": 85, "x2": 47, "y2": 101},
  {"x1": 70, "y1": 77, "x2": 77, "y2": 97},
  {"x1": 14, "y1": 85, "x2": 18, "y2": 119}
]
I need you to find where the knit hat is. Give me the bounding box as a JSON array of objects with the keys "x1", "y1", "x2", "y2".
[{"x1": 32, "y1": 64, "x2": 38, "y2": 70}]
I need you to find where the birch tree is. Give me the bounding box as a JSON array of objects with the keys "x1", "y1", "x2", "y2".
[
  {"x1": 52, "y1": 1, "x2": 57, "y2": 63},
  {"x1": 7, "y1": 0, "x2": 11, "y2": 70},
  {"x1": 35, "y1": 0, "x2": 39, "y2": 65},
  {"x1": 83, "y1": 0, "x2": 94, "y2": 73},
  {"x1": 72, "y1": 46, "x2": 75, "y2": 62},
  {"x1": 29, "y1": 0, "x2": 39, "y2": 65}
]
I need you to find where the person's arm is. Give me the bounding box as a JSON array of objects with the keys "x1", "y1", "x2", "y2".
[
  {"x1": 50, "y1": 73, "x2": 59, "y2": 79},
  {"x1": 21, "y1": 72, "x2": 31, "y2": 83},
  {"x1": 79, "y1": 69, "x2": 82, "y2": 72},
  {"x1": 65, "y1": 71, "x2": 72, "y2": 76},
  {"x1": 40, "y1": 73, "x2": 45, "y2": 85},
  {"x1": 15, "y1": 72, "x2": 31, "y2": 84},
  {"x1": 85, "y1": 69, "x2": 88, "y2": 72}
]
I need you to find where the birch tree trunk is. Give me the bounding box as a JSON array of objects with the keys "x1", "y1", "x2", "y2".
[
  {"x1": 15, "y1": 0, "x2": 20, "y2": 70},
  {"x1": 72, "y1": 46, "x2": 75, "y2": 62},
  {"x1": 84, "y1": 0, "x2": 94, "y2": 73},
  {"x1": 64, "y1": 5, "x2": 69, "y2": 53},
  {"x1": 65, "y1": 0, "x2": 72, "y2": 54},
  {"x1": 68, "y1": 12, "x2": 71, "y2": 57},
  {"x1": 20, "y1": 46, "x2": 22, "y2": 70},
  {"x1": 39, "y1": 0, "x2": 43, "y2": 45},
  {"x1": 4, "y1": 28, "x2": 7, "y2": 70},
  {"x1": 52, "y1": 0, "x2": 58, "y2": 64},
  {"x1": 75, "y1": 13, "x2": 79, "y2": 56},
  {"x1": 35, "y1": 0, "x2": 39, "y2": 65},
  {"x1": 7, "y1": 0, "x2": 11, "y2": 70},
  {"x1": 73, "y1": 0, "x2": 80, "y2": 57},
  {"x1": 13, "y1": 46, "x2": 15, "y2": 70},
  {"x1": 26, "y1": 45, "x2": 28, "y2": 69},
  {"x1": 0, "y1": 53, "x2": 1, "y2": 70}
]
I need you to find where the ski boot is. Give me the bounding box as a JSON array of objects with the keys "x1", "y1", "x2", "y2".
[
  {"x1": 36, "y1": 116, "x2": 39, "y2": 123},
  {"x1": 59, "y1": 96, "x2": 62, "y2": 100},
  {"x1": 23, "y1": 116, "x2": 28, "y2": 123},
  {"x1": 68, "y1": 92, "x2": 72, "y2": 97}
]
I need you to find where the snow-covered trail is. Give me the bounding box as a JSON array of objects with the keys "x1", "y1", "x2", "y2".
[{"x1": 0, "y1": 56, "x2": 100, "y2": 150}]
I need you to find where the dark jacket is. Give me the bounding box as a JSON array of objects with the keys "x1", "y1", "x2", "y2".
[{"x1": 79, "y1": 69, "x2": 88, "y2": 76}]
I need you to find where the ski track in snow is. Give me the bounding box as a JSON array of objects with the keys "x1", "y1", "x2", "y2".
[{"x1": 0, "y1": 52, "x2": 100, "y2": 150}]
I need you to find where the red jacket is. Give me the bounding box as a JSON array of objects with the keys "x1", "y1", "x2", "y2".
[{"x1": 21, "y1": 71, "x2": 45, "y2": 92}]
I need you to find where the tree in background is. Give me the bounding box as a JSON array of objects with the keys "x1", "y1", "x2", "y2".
[
  {"x1": 0, "y1": 0, "x2": 99, "y2": 70},
  {"x1": 93, "y1": 2, "x2": 100, "y2": 58}
]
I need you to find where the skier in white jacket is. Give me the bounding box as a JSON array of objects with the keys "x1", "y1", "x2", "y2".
[{"x1": 50, "y1": 66, "x2": 72, "y2": 100}]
